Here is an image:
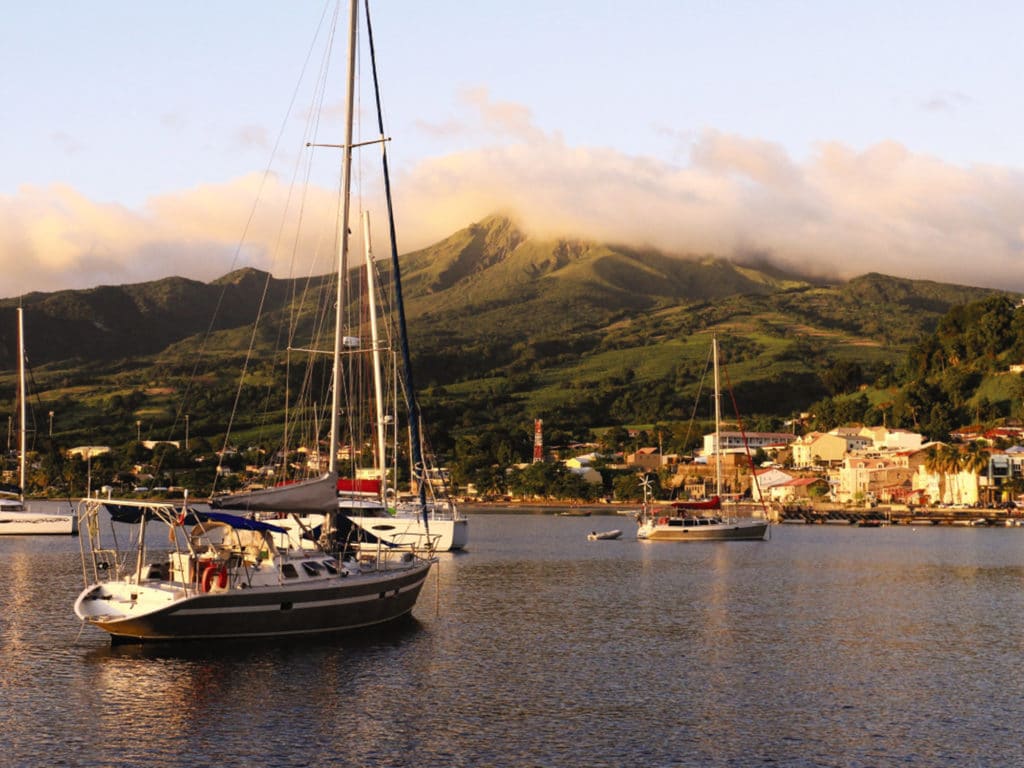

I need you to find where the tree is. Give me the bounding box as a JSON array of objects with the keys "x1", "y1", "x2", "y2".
[
  {"x1": 940, "y1": 444, "x2": 964, "y2": 504},
  {"x1": 923, "y1": 444, "x2": 948, "y2": 504},
  {"x1": 612, "y1": 473, "x2": 644, "y2": 502},
  {"x1": 961, "y1": 440, "x2": 990, "y2": 505}
]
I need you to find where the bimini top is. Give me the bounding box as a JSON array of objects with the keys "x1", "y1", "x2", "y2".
[
  {"x1": 104, "y1": 503, "x2": 287, "y2": 533},
  {"x1": 201, "y1": 510, "x2": 288, "y2": 533}
]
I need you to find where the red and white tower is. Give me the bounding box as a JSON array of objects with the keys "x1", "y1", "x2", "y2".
[{"x1": 533, "y1": 419, "x2": 544, "y2": 463}]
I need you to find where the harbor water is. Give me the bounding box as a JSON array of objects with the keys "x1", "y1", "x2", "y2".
[{"x1": 3, "y1": 505, "x2": 1023, "y2": 767}]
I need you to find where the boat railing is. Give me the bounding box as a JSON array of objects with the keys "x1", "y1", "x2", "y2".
[
  {"x1": 76, "y1": 498, "x2": 188, "y2": 586},
  {"x1": 385, "y1": 528, "x2": 440, "y2": 558},
  {"x1": 354, "y1": 533, "x2": 437, "y2": 561},
  {"x1": 395, "y1": 499, "x2": 461, "y2": 522}
]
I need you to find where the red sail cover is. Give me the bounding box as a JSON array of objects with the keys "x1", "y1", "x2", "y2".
[
  {"x1": 670, "y1": 496, "x2": 721, "y2": 511},
  {"x1": 337, "y1": 478, "x2": 382, "y2": 495}
]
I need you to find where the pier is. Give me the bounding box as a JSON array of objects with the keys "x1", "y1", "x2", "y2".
[{"x1": 779, "y1": 504, "x2": 1023, "y2": 527}]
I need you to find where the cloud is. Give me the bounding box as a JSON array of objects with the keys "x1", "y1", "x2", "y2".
[
  {"x1": 3, "y1": 92, "x2": 1024, "y2": 298},
  {"x1": 394, "y1": 98, "x2": 1024, "y2": 293},
  {"x1": 0, "y1": 176, "x2": 341, "y2": 298}
]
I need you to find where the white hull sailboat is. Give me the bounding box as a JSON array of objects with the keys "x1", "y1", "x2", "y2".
[
  {"x1": 0, "y1": 498, "x2": 77, "y2": 535},
  {"x1": 636, "y1": 335, "x2": 768, "y2": 542},
  {"x1": 74, "y1": 0, "x2": 434, "y2": 642},
  {"x1": 1, "y1": 307, "x2": 76, "y2": 536},
  {"x1": 268, "y1": 485, "x2": 468, "y2": 553},
  {"x1": 636, "y1": 509, "x2": 767, "y2": 541},
  {"x1": 349, "y1": 500, "x2": 468, "y2": 552}
]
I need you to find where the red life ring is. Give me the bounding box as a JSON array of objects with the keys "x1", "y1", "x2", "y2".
[
  {"x1": 201, "y1": 562, "x2": 228, "y2": 592},
  {"x1": 657, "y1": 516, "x2": 669, "y2": 526}
]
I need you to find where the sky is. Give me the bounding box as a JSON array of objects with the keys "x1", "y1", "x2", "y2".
[{"x1": 4, "y1": 0, "x2": 1024, "y2": 299}]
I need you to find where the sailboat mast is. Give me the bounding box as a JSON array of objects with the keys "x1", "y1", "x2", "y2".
[
  {"x1": 17, "y1": 307, "x2": 26, "y2": 501},
  {"x1": 329, "y1": 0, "x2": 359, "y2": 476},
  {"x1": 363, "y1": 0, "x2": 428, "y2": 514},
  {"x1": 713, "y1": 334, "x2": 722, "y2": 498},
  {"x1": 363, "y1": 211, "x2": 388, "y2": 499}
]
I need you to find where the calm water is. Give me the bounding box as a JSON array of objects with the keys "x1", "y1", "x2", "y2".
[{"x1": 2, "y1": 506, "x2": 1024, "y2": 767}]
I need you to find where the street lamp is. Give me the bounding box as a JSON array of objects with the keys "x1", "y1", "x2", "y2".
[
  {"x1": 136, "y1": 420, "x2": 141, "y2": 444},
  {"x1": 185, "y1": 414, "x2": 190, "y2": 451},
  {"x1": 48, "y1": 410, "x2": 54, "y2": 437}
]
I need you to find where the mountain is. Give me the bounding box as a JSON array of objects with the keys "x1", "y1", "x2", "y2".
[
  {"x1": 0, "y1": 215, "x2": 1018, "y2": 449},
  {"x1": 397, "y1": 214, "x2": 808, "y2": 336},
  {"x1": 0, "y1": 268, "x2": 311, "y2": 366}
]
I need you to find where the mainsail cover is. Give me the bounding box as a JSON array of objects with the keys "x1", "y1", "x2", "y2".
[
  {"x1": 211, "y1": 473, "x2": 337, "y2": 514},
  {"x1": 671, "y1": 496, "x2": 722, "y2": 511}
]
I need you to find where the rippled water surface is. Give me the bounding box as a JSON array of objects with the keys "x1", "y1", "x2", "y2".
[{"x1": 3, "y1": 508, "x2": 1024, "y2": 767}]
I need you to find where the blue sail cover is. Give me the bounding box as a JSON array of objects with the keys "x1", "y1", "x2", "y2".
[
  {"x1": 202, "y1": 510, "x2": 288, "y2": 533},
  {"x1": 104, "y1": 504, "x2": 287, "y2": 533}
]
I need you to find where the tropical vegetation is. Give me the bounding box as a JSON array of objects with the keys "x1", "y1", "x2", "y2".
[{"x1": 2, "y1": 216, "x2": 1023, "y2": 500}]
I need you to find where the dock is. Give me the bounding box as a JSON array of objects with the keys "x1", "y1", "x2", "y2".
[{"x1": 779, "y1": 505, "x2": 1023, "y2": 527}]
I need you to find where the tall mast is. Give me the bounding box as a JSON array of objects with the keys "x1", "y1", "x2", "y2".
[
  {"x1": 17, "y1": 307, "x2": 26, "y2": 501},
  {"x1": 363, "y1": 211, "x2": 388, "y2": 499},
  {"x1": 364, "y1": 0, "x2": 428, "y2": 515},
  {"x1": 328, "y1": 0, "x2": 359, "y2": 475},
  {"x1": 713, "y1": 334, "x2": 722, "y2": 498}
]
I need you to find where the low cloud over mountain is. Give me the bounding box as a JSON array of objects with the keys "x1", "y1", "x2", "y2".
[{"x1": 3, "y1": 95, "x2": 1023, "y2": 298}]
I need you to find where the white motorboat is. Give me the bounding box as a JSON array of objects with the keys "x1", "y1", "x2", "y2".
[{"x1": 587, "y1": 529, "x2": 622, "y2": 541}]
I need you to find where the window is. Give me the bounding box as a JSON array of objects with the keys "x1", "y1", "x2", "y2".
[
  {"x1": 281, "y1": 564, "x2": 298, "y2": 579},
  {"x1": 302, "y1": 561, "x2": 324, "y2": 577}
]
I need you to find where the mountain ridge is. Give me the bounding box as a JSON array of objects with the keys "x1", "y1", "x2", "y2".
[{"x1": 1, "y1": 215, "x2": 1019, "y2": 452}]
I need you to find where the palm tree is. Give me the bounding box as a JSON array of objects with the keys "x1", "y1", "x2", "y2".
[
  {"x1": 940, "y1": 444, "x2": 964, "y2": 504},
  {"x1": 923, "y1": 444, "x2": 948, "y2": 504},
  {"x1": 961, "y1": 440, "x2": 991, "y2": 506}
]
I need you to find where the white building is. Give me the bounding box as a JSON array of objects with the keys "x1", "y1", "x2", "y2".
[
  {"x1": 859, "y1": 426, "x2": 924, "y2": 451},
  {"x1": 750, "y1": 467, "x2": 795, "y2": 501},
  {"x1": 703, "y1": 431, "x2": 793, "y2": 456}
]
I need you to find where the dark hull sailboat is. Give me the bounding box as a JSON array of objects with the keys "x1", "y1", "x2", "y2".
[
  {"x1": 74, "y1": 500, "x2": 429, "y2": 642},
  {"x1": 74, "y1": 1, "x2": 436, "y2": 642}
]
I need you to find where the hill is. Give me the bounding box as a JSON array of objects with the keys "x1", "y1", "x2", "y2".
[{"x1": 0, "y1": 215, "x2": 1018, "y2": 455}]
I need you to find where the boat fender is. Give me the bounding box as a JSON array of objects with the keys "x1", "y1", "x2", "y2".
[{"x1": 201, "y1": 562, "x2": 229, "y2": 592}]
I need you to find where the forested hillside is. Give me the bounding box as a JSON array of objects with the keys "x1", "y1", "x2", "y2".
[{"x1": 1, "y1": 216, "x2": 1020, "y2": 479}]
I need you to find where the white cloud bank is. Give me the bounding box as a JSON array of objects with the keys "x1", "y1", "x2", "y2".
[
  {"x1": 395, "y1": 131, "x2": 1024, "y2": 293},
  {"x1": 4, "y1": 112, "x2": 1024, "y2": 299}
]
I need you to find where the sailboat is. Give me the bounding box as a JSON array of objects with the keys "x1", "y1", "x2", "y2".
[
  {"x1": 636, "y1": 335, "x2": 768, "y2": 542},
  {"x1": 342, "y1": 215, "x2": 467, "y2": 552},
  {"x1": 268, "y1": 214, "x2": 468, "y2": 553},
  {"x1": 73, "y1": 0, "x2": 433, "y2": 642},
  {"x1": 0, "y1": 307, "x2": 77, "y2": 536}
]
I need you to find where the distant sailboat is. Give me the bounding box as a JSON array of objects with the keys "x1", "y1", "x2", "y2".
[
  {"x1": 0, "y1": 307, "x2": 77, "y2": 536},
  {"x1": 636, "y1": 335, "x2": 768, "y2": 542}
]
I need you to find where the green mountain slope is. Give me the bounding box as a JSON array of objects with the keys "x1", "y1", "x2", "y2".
[{"x1": 0, "y1": 215, "x2": 1017, "y2": 451}]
